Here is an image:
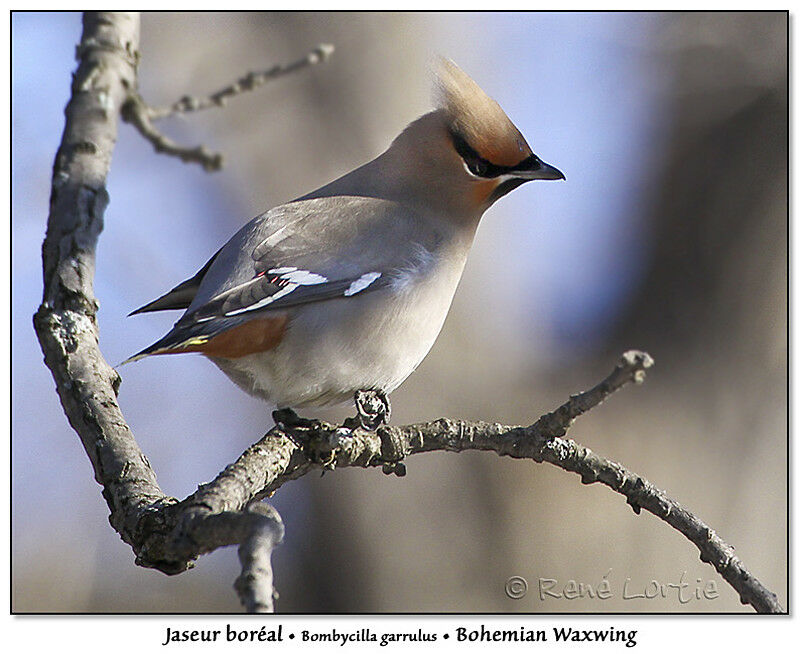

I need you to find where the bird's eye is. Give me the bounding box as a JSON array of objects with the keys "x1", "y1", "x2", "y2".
[
  {"x1": 468, "y1": 158, "x2": 488, "y2": 177},
  {"x1": 450, "y1": 130, "x2": 498, "y2": 178}
]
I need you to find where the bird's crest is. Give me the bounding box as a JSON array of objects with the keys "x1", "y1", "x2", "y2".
[{"x1": 434, "y1": 58, "x2": 533, "y2": 167}]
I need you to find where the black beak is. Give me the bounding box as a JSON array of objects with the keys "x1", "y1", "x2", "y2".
[{"x1": 513, "y1": 156, "x2": 565, "y2": 181}]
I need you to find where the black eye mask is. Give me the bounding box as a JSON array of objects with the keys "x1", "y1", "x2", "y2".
[{"x1": 449, "y1": 130, "x2": 543, "y2": 179}]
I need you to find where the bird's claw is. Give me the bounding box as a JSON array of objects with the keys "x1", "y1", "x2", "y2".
[
  {"x1": 353, "y1": 389, "x2": 391, "y2": 430},
  {"x1": 273, "y1": 408, "x2": 340, "y2": 467},
  {"x1": 272, "y1": 407, "x2": 324, "y2": 447},
  {"x1": 273, "y1": 407, "x2": 321, "y2": 431}
]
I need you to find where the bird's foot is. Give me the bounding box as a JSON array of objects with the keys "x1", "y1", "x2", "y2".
[
  {"x1": 272, "y1": 407, "x2": 321, "y2": 432},
  {"x1": 351, "y1": 390, "x2": 404, "y2": 475},
  {"x1": 273, "y1": 408, "x2": 339, "y2": 468},
  {"x1": 352, "y1": 389, "x2": 391, "y2": 431}
]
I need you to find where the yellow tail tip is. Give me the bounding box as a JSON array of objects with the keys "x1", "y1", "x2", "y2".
[{"x1": 118, "y1": 352, "x2": 149, "y2": 366}]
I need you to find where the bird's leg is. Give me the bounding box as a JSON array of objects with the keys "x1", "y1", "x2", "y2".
[{"x1": 352, "y1": 389, "x2": 391, "y2": 430}]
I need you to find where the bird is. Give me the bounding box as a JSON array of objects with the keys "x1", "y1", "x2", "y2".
[{"x1": 124, "y1": 58, "x2": 564, "y2": 429}]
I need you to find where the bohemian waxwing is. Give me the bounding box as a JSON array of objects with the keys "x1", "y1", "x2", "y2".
[{"x1": 125, "y1": 58, "x2": 564, "y2": 426}]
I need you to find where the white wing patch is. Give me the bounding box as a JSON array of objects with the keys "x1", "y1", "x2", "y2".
[
  {"x1": 344, "y1": 272, "x2": 382, "y2": 296},
  {"x1": 218, "y1": 268, "x2": 379, "y2": 318},
  {"x1": 268, "y1": 267, "x2": 327, "y2": 284},
  {"x1": 225, "y1": 283, "x2": 299, "y2": 316},
  {"x1": 222, "y1": 268, "x2": 327, "y2": 317}
]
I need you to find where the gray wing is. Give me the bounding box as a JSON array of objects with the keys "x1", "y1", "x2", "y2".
[
  {"x1": 127, "y1": 196, "x2": 442, "y2": 358},
  {"x1": 179, "y1": 196, "x2": 441, "y2": 323}
]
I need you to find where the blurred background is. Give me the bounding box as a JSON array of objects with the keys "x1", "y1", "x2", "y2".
[{"x1": 12, "y1": 11, "x2": 786, "y2": 612}]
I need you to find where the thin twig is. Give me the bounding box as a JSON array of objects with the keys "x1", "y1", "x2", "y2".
[
  {"x1": 530, "y1": 350, "x2": 654, "y2": 438},
  {"x1": 120, "y1": 43, "x2": 335, "y2": 171},
  {"x1": 121, "y1": 93, "x2": 224, "y2": 171},
  {"x1": 147, "y1": 43, "x2": 334, "y2": 119}
]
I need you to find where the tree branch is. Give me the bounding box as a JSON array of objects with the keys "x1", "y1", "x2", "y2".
[
  {"x1": 120, "y1": 43, "x2": 334, "y2": 171},
  {"x1": 33, "y1": 11, "x2": 285, "y2": 611},
  {"x1": 34, "y1": 12, "x2": 784, "y2": 614},
  {"x1": 121, "y1": 92, "x2": 224, "y2": 171},
  {"x1": 147, "y1": 43, "x2": 335, "y2": 119},
  {"x1": 170, "y1": 351, "x2": 782, "y2": 614},
  {"x1": 33, "y1": 9, "x2": 168, "y2": 555},
  {"x1": 233, "y1": 503, "x2": 285, "y2": 613}
]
